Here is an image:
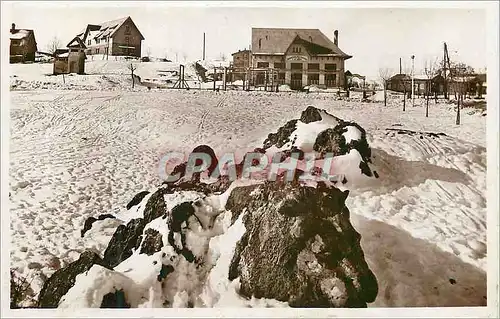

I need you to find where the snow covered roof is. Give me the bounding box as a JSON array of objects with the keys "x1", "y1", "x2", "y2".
[
  {"x1": 251, "y1": 28, "x2": 351, "y2": 58},
  {"x1": 76, "y1": 16, "x2": 145, "y2": 42},
  {"x1": 10, "y1": 29, "x2": 31, "y2": 40}
]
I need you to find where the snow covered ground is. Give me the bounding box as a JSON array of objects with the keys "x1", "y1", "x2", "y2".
[{"x1": 7, "y1": 61, "x2": 488, "y2": 308}]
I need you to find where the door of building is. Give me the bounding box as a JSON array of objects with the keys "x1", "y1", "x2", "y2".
[{"x1": 291, "y1": 73, "x2": 302, "y2": 90}]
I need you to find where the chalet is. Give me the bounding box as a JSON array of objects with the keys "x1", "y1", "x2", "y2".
[
  {"x1": 10, "y1": 23, "x2": 38, "y2": 63},
  {"x1": 250, "y1": 28, "x2": 352, "y2": 90},
  {"x1": 75, "y1": 16, "x2": 145, "y2": 58}
]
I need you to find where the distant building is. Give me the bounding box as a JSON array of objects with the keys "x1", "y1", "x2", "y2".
[
  {"x1": 249, "y1": 28, "x2": 352, "y2": 90},
  {"x1": 10, "y1": 23, "x2": 38, "y2": 63},
  {"x1": 75, "y1": 16, "x2": 145, "y2": 58},
  {"x1": 387, "y1": 71, "x2": 486, "y2": 97},
  {"x1": 231, "y1": 49, "x2": 252, "y2": 81}
]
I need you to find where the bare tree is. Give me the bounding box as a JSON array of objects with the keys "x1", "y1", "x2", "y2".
[
  {"x1": 449, "y1": 61, "x2": 474, "y2": 125},
  {"x1": 424, "y1": 58, "x2": 439, "y2": 118},
  {"x1": 128, "y1": 63, "x2": 138, "y2": 88},
  {"x1": 146, "y1": 47, "x2": 152, "y2": 58},
  {"x1": 378, "y1": 68, "x2": 392, "y2": 107},
  {"x1": 182, "y1": 52, "x2": 188, "y2": 62},
  {"x1": 219, "y1": 52, "x2": 227, "y2": 61},
  {"x1": 46, "y1": 36, "x2": 62, "y2": 55}
]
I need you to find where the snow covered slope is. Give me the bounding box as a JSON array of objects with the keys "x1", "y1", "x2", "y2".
[{"x1": 9, "y1": 88, "x2": 487, "y2": 308}]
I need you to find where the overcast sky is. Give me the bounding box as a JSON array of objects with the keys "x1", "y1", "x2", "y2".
[{"x1": 4, "y1": 1, "x2": 489, "y2": 78}]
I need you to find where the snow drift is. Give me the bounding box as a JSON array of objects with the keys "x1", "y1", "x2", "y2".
[{"x1": 37, "y1": 106, "x2": 380, "y2": 308}]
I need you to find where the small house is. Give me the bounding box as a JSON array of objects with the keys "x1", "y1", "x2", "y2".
[{"x1": 10, "y1": 23, "x2": 38, "y2": 63}]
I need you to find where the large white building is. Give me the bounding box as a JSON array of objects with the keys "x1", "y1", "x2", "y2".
[{"x1": 250, "y1": 28, "x2": 352, "y2": 90}]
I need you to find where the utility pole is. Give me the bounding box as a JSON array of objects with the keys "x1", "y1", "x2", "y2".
[
  {"x1": 399, "y1": 57, "x2": 402, "y2": 74},
  {"x1": 203, "y1": 32, "x2": 206, "y2": 61},
  {"x1": 411, "y1": 55, "x2": 415, "y2": 107}
]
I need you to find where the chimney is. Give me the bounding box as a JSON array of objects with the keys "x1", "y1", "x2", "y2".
[
  {"x1": 11, "y1": 23, "x2": 16, "y2": 32},
  {"x1": 334, "y1": 30, "x2": 338, "y2": 46}
]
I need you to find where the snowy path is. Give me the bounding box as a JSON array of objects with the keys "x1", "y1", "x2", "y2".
[{"x1": 9, "y1": 89, "x2": 487, "y2": 305}]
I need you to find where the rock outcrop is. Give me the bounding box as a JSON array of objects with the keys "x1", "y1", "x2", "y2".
[
  {"x1": 38, "y1": 251, "x2": 111, "y2": 308},
  {"x1": 226, "y1": 180, "x2": 378, "y2": 307}
]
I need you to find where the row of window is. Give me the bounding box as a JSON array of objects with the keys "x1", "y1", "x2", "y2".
[
  {"x1": 87, "y1": 36, "x2": 130, "y2": 46},
  {"x1": 256, "y1": 73, "x2": 337, "y2": 86},
  {"x1": 257, "y1": 55, "x2": 337, "y2": 62},
  {"x1": 256, "y1": 62, "x2": 337, "y2": 71}
]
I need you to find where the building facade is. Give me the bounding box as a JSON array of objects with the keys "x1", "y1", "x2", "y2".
[
  {"x1": 249, "y1": 28, "x2": 352, "y2": 90},
  {"x1": 231, "y1": 49, "x2": 252, "y2": 81},
  {"x1": 75, "y1": 16, "x2": 145, "y2": 58},
  {"x1": 10, "y1": 23, "x2": 37, "y2": 63}
]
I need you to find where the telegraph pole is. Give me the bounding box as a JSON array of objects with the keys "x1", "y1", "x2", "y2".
[
  {"x1": 203, "y1": 32, "x2": 206, "y2": 61},
  {"x1": 411, "y1": 55, "x2": 415, "y2": 107}
]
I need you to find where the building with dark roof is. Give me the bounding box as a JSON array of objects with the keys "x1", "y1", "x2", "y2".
[
  {"x1": 10, "y1": 23, "x2": 38, "y2": 63},
  {"x1": 75, "y1": 16, "x2": 145, "y2": 58},
  {"x1": 249, "y1": 28, "x2": 352, "y2": 90}
]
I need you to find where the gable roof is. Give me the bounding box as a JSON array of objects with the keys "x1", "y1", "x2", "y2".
[
  {"x1": 251, "y1": 28, "x2": 351, "y2": 59},
  {"x1": 76, "y1": 16, "x2": 145, "y2": 42},
  {"x1": 67, "y1": 36, "x2": 87, "y2": 49}
]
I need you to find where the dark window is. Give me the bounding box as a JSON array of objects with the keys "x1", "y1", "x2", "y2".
[
  {"x1": 257, "y1": 62, "x2": 269, "y2": 68},
  {"x1": 259, "y1": 39, "x2": 262, "y2": 49},
  {"x1": 291, "y1": 63, "x2": 303, "y2": 70},
  {"x1": 325, "y1": 63, "x2": 337, "y2": 71},
  {"x1": 274, "y1": 63, "x2": 285, "y2": 70},
  {"x1": 125, "y1": 25, "x2": 131, "y2": 35},
  {"x1": 308, "y1": 63, "x2": 319, "y2": 71},
  {"x1": 88, "y1": 40, "x2": 91, "y2": 45}
]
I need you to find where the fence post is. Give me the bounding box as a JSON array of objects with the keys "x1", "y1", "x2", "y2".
[
  {"x1": 224, "y1": 67, "x2": 227, "y2": 91},
  {"x1": 213, "y1": 67, "x2": 216, "y2": 91}
]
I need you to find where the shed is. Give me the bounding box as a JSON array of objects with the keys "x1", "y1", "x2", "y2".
[{"x1": 53, "y1": 37, "x2": 87, "y2": 75}]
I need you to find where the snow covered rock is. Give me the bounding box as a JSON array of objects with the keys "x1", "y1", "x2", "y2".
[
  {"x1": 40, "y1": 105, "x2": 379, "y2": 308},
  {"x1": 126, "y1": 190, "x2": 150, "y2": 210},
  {"x1": 103, "y1": 218, "x2": 147, "y2": 268},
  {"x1": 262, "y1": 106, "x2": 377, "y2": 186},
  {"x1": 226, "y1": 180, "x2": 378, "y2": 307},
  {"x1": 81, "y1": 214, "x2": 116, "y2": 238},
  {"x1": 38, "y1": 250, "x2": 111, "y2": 308}
]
